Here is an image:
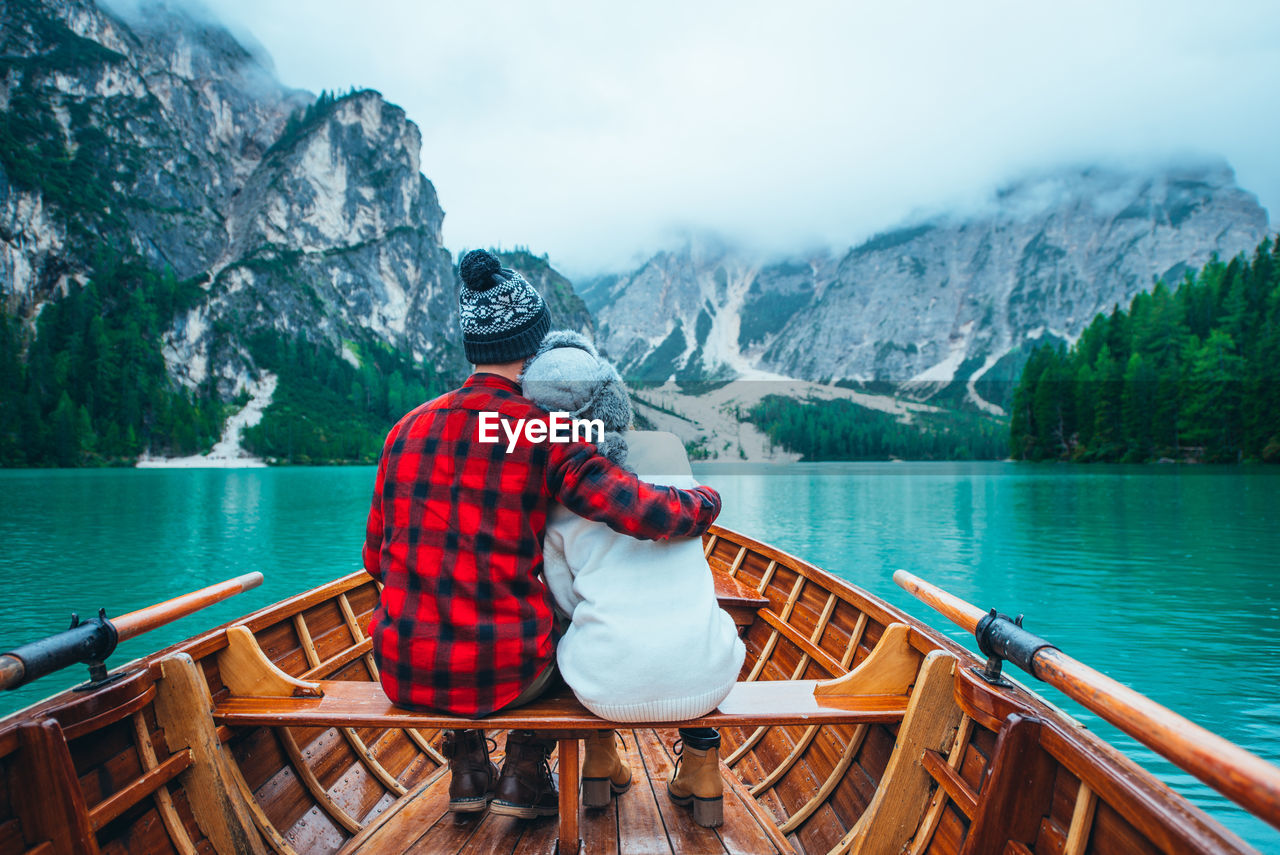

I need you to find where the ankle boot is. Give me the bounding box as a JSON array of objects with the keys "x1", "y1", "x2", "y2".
[
  {"x1": 667, "y1": 739, "x2": 723, "y2": 827},
  {"x1": 491, "y1": 730, "x2": 558, "y2": 818},
  {"x1": 441, "y1": 729, "x2": 498, "y2": 813},
  {"x1": 581, "y1": 730, "x2": 631, "y2": 808}
]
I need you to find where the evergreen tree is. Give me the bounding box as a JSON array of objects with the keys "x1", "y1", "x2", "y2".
[
  {"x1": 1121, "y1": 352, "x2": 1155, "y2": 462},
  {"x1": 0, "y1": 316, "x2": 23, "y2": 462},
  {"x1": 749, "y1": 395, "x2": 1006, "y2": 461},
  {"x1": 1090, "y1": 345, "x2": 1124, "y2": 461},
  {"x1": 0, "y1": 250, "x2": 226, "y2": 466},
  {"x1": 1010, "y1": 237, "x2": 1278, "y2": 463},
  {"x1": 1009, "y1": 345, "x2": 1048, "y2": 459},
  {"x1": 51, "y1": 392, "x2": 81, "y2": 466},
  {"x1": 239, "y1": 329, "x2": 447, "y2": 464},
  {"x1": 1073, "y1": 361, "x2": 1097, "y2": 459},
  {"x1": 1243, "y1": 240, "x2": 1280, "y2": 459},
  {"x1": 1032, "y1": 346, "x2": 1072, "y2": 459},
  {"x1": 1181, "y1": 330, "x2": 1245, "y2": 462}
]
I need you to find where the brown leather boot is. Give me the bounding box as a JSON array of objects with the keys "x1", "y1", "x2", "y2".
[
  {"x1": 667, "y1": 739, "x2": 723, "y2": 827},
  {"x1": 441, "y1": 729, "x2": 498, "y2": 813},
  {"x1": 490, "y1": 730, "x2": 558, "y2": 818},
  {"x1": 581, "y1": 730, "x2": 631, "y2": 808}
]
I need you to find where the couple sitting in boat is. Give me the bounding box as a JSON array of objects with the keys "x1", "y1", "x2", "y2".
[{"x1": 361, "y1": 249, "x2": 746, "y2": 827}]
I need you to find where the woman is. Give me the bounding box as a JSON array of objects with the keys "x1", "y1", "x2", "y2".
[{"x1": 521, "y1": 331, "x2": 745, "y2": 827}]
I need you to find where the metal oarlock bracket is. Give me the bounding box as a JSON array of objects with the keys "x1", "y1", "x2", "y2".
[
  {"x1": 970, "y1": 608, "x2": 1057, "y2": 688},
  {"x1": 0, "y1": 607, "x2": 125, "y2": 693},
  {"x1": 2, "y1": 573, "x2": 263, "y2": 693},
  {"x1": 70, "y1": 608, "x2": 133, "y2": 690}
]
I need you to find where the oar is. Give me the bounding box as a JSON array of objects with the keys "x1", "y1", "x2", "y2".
[
  {"x1": 894, "y1": 569, "x2": 1280, "y2": 832},
  {"x1": 0, "y1": 572, "x2": 264, "y2": 691}
]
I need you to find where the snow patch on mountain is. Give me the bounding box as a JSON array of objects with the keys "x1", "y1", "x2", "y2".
[{"x1": 906, "y1": 321, "x2": 974, "y2": 387}]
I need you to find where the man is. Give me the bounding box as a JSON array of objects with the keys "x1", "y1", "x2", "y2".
[{"x1": 363, "y1": 249, "x2": 722, "y2": 818}]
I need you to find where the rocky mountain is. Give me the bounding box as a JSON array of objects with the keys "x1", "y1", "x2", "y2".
[
  {"x1": 492, "y1": 248, "x2": 593, "y2": 338},
  {"x1": 587, "y1": 164, "x2": 1270, "y2": 413},
  {"x1": 0, "y1": 0, "x2": 588, "y2": 463},
  {"x1": 1, "y1": 0, "x2": 458, "y2": 387},
  {"x1": 3, "y1": 0, "x2": 1273, "y2": 466}
]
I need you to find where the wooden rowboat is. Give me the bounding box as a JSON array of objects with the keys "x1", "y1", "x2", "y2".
[{"x1": 1, "y1": 524, "x2": 1277, "y2": 855}]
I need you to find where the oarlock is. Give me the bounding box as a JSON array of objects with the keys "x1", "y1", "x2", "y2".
[{"x1": 972, "y1": 608, "x2": 1058, "y2": 687}]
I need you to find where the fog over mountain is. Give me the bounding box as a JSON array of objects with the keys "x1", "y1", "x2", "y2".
[
  {"x1": 585, "y1": 164, "x2": 1269, "y2": 415},
  {"x1": 188, "y1": 0, "x2": 1280, "y2": 275}
]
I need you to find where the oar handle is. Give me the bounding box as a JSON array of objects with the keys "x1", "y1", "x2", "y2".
[
  {"x1": 893, "y1": 569, "x2": 1280, "y2": 832},
  {"x1": 113, "y1": 572, "x2": 263, "y2": 642},
  {"x1": 0, "y1": 657, "x2": 23, "y2": 690}
]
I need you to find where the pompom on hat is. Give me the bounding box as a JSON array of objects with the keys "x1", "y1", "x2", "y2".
[{"x1": 458, "y1": 249, "x2": 551, "y2": 364}]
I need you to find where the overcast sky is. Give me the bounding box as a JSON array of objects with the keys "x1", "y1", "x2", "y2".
[{"x1": 198, "y1": 0, "x2": 1280, "y2": 275}]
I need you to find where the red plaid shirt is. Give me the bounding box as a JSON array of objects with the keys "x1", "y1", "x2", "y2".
[{"x1": 362, "y1": 373, "x2": 722, "y2": 716}]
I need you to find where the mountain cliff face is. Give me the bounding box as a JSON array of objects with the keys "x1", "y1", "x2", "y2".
[
  {"x1": 588, "y1": 165, "x2": 1270, "y2": 411},
  {"x1": 1, "y1": 0, "x2": 475, "y2": 398},
  {"x1": 3, "y1": 0, "x2": 302, "y2": 292},
  {"x1": 1, "y1": 0, "x2": 589, "y2": 465},
  {"x1": 165, "y1": 88, "x2": 464, "y2": 391}
]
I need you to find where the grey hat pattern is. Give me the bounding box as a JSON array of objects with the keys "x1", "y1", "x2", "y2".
[
  {"x1": 458, "y1": 249, "x2": 551, "y2": 364},
  {"x1": 521, "y1": 330, "x2": 633, "y2": 465}
]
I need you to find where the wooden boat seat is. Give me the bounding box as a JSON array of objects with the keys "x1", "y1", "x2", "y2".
[
  {"x1": 213, "y1": 678, "x2": 908, "y2": 730},
  {"x1": 710, "y1": 565, "x2": 770, "y2": 629},
  {"x1": 209, "y1": 620, "x2": 924, "y2": 854}
]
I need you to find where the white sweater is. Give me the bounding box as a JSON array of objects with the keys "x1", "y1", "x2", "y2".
[{"x1": 542, "y1": 431, "x2": 746, "y2": 722}]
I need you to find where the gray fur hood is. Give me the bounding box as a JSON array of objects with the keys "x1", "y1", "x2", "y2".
[{"x1": 521, "y1": 331, "x2": 632, "y2": 465}]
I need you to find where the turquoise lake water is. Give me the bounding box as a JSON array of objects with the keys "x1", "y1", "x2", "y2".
[{"x1": 0, "y1": 463, "x2": 1276, "y2": 851}]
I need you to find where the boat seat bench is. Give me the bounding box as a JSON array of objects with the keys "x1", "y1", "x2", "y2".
[{"x1": 212, "y1": 678, "x2": 908, "y2": 730}]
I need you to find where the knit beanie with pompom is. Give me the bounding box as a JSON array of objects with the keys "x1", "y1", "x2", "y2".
[{"x1": 457, "y1": 249, "x2": 551, "y2": 364}]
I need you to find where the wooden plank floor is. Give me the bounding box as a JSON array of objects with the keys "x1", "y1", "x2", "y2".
[{"x1": 346, "y1": 730, "x2": 790, "y2": 855}]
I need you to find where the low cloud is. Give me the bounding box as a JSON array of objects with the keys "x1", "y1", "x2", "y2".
[{"x1": 197, "y1": 0, "x2": 1279, "y2": 275}]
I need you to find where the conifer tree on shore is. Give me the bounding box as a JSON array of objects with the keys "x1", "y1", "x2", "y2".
[{"x1": 1011, "y1": 237, "x2": 1280, "y2": 463}]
